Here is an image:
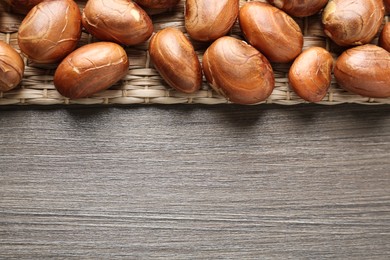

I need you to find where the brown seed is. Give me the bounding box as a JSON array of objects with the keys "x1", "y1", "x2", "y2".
[
  {"x1": 185, "y1": 0, "x2": 239, "y2": 42},
  {"x1": 149, "y1": 28, "x2": 202, "y2": 94},
  {"x1": 17, "y1": 0, "x2": 82, "y2": 64},
  {"x1": 54, "y1": 42, "x2": 129, "y2": 99},
  {"x1": 82, "y1": 0, "x2": 153, "y2": 46},
  {"x1": 322, "y1": 0, "x2": 385, "y2": 46},
  {"x1": 239, "y1": 2, "x2": 303, "y2": 63},
  {"x1": 134, "y1": 0, "x2": 180, "y2": 9},
  {"x1": 334, "y1": 44, "x2": 390, "y2": 98},
  {"x1": 289, "y1": 47, "x2": 333, "y2": 102},
  {"x1": 4, "y1": 0, "x2": 45, "y2": 14},
  {"x1": 0, "y1": 41, "x2": 25, "y2": 92},
  {"x1": 268, "y1": 0, "x2": 328, "y2": 17},
  {"x1": 379, "y1": 22, "x2": 390, "y2": 52},
  {"x1": 202, "y1": 36, "x2": 275, "y2": 105}
]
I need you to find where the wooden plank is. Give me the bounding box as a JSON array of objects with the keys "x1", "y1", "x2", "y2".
[{"x1": 0, "y1": 104, "x2": 389, "y2": 259}]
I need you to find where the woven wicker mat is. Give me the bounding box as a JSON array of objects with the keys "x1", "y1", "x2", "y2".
[{"x1": 1, "y1": 0, "x2": 389, "y2": 105}]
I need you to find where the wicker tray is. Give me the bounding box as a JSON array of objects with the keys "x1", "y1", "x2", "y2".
[{"x1": 1, "y1": 0, "x2": 389, "y2": 105}]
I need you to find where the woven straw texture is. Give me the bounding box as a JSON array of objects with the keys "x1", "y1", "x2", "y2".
[{"x1": 0, "y1": 0, "x2": 389, "y2": 105}]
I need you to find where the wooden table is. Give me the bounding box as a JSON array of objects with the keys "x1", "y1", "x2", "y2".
[{"x1": 1, "y1": 104, "x2": 389, "y2": 259}]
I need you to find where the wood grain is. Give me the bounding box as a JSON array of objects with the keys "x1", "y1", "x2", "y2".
[{"x1": 0, "y1": 104, "x2": 390, "y2": 259}]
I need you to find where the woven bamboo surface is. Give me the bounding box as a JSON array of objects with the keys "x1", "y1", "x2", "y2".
[{"x1": 0, "y1": 0, "x2": 389, "y2": 105}]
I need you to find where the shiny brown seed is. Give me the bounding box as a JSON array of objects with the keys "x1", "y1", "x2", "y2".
[
  {"x1": 379, "y1": 22, "x2": 390, "y2": 52},
  {"x1": 54, "y1": 42, "x2": 129, "y2": 99},
  {"x1": 134, "y1": 0, "x2": 180, "y2": 9},
  {"x1": 289, "y1": 47, "x2": 333, "y2": 102},
  {"x1": 185, "y1": 0, "x2": 239, "y2": 42},
  {"x1": 82, "y1": 0, "x2": 153, "y2": 46},
  {"x1": 239, "y1": 2, "x2": 303, "y2": 63},
  {"x1": 268, "y1": 0, "x2": 328, "y2": 17},
  {"x1": 322, "y1": 0, "x2": 385, "y2": 46},
  {"x1": 334, "y1": 44, "x2": 390, "y2": 98},
  {"x1": 149, "y1": 28, "x2": 202, "y2": 94},
  {"x1": 17, "y1": 0, "x2": 82, "y2": 64},
  {"x1": 0, "y1": 41, "x2": 25, "y2": 92},
  {"x1": 202, "y1": 36, "x2": 275, "y2": 105}
]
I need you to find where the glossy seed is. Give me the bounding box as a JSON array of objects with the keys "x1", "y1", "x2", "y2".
[
  {"x1": 54, "y1": 42, "x2": 129, "y2": 99},
  {"x1": 0, "y1": 41, "x2": 25, "y2": 92},
  {"x1": 239, "y1": 2, "x2": 303, "y2": 63},
  {"x1": 17, "y1": 0, "x2": 82, "y2": 63},
  {"x1": 289, "y1": 47, "x2": 333, "y2": 102},
  {"x1": 149, "y1": 28, "x2": 202, "y2": 93},
  {"x1": 202, "y1": 36, "x2": 275, "y2": 105},
  {"x1": 185, "y1": 0, "x2": 239, "y2": 42},
  {"x1": 82, "y1": 0, "x2": 153, "y2": 46},
  {"x1": 322, "y1": 0, "x2": 385, "y2": 46},
  {"x1": 334, "y1": 44, "x2": 390, "y2": 98}
]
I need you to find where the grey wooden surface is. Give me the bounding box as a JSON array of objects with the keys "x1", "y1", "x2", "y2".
[{"x1": 0, "y1": 104, "x2": 390, "y2": 259}]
